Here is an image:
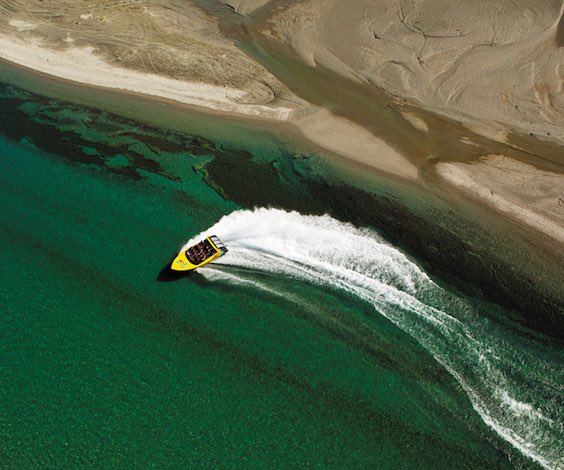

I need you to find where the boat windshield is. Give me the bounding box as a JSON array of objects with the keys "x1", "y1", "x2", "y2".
[{"x1": 186, "y1": 239, "x2": 216, "y2": 265}]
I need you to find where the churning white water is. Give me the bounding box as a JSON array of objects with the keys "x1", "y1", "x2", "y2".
[{"x1": 184, "y1": 208, "x2": 563, "y2": 469}]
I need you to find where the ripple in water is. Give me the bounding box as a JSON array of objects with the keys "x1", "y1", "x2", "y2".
[{"x1": 183, "y1": 208, "x2": 563, "y2": 469}]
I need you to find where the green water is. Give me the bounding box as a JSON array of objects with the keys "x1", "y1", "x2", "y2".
[{"x1": 0, "y1": 78, "x2": 562, "y2": 469}]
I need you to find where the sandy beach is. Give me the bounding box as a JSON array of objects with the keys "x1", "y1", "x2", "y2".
[
  {"x1": 0, "y1": 0, "x2": 562, "y2": 245},
  {"x1": 0, "y1": 35, "x2": 298, "y2": 119},
  {"x1": 436, "y1": 155, "x2": 564, "y2": 244},
  {"x1": 0, "y1": 0, "x2": 307, "y2": 118}
]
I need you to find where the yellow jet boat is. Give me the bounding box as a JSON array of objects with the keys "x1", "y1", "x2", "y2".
[{"x1": 171, "y1": 235, "x2": 228, "y2": 271}]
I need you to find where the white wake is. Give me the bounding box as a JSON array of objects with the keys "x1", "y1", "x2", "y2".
[{"x1": 184, "y1": 208, "x2": 563, "y2": 469}]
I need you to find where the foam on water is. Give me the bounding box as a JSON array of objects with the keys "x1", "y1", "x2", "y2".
[{"x1": 185, "y1": 208, "x2": 563, "y2": 469}]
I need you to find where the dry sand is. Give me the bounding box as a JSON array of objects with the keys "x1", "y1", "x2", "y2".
[
  {"x1": 0, "y1": 35, "x2": 297, "y2": 119},
  {"x1": 0, "y1": 0, "x2": 304, "y2": 118}
]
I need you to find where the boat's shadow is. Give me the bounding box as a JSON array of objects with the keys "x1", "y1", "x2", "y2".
[
  {"x1": 156, "y1": 265, "x2": 189, "y2": 282},
  {"x1": 156, "y1": 256, "x2": 204, "y2": 283}
]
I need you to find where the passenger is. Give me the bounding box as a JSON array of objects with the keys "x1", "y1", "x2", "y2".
[{"x1": 189, "y1": 241, "x2": 216, "y2": 264}]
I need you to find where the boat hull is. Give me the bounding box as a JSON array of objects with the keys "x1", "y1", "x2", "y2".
[
  {"x1": 171, "y1": 250, "x2": 220, "y2": 271},
  {"x1": 170, "y1": 235, "x2": 227, "y2": 271}
]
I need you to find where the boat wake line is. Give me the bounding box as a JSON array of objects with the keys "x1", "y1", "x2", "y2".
[{"x1": 183, "y1": 208, "x2": 563, "y2": 469}]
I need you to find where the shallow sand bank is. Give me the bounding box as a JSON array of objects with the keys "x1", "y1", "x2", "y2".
[
  {"x1": 231, "y1": 27, "x2": 564, "y2": 247},
  {"x1": 0, "y1": 17, "x2": 418, "y2": 181},
  {"x1": 294, "y1": 108, "x2": 418, "y2": 180},
  {"x1": 435, "y1": 155, "x2": 564, "y2": 244}
]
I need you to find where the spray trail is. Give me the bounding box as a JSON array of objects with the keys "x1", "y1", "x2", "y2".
[{"x1": 185, "y1": 208, "x2": 563, "y2": 469}]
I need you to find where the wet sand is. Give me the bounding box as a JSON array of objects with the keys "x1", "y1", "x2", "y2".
[
  {"x1": 557, "y1": 8, "x2": 564, "y2": 46},
  {"x1": 260, "y1": 0, "x2": 564, "y2": 143},
  {"x1": 227, "y1": 16, "x2": 564, "y2": 248}
]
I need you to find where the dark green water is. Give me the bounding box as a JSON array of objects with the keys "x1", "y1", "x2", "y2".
[{"x1": 0, "y1": 78, "x2": 562, "y2": 469}]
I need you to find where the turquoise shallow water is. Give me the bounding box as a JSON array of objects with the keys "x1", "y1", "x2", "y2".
[{"x1": 0, "y1": 79, "x2": 562, "y2": 468}]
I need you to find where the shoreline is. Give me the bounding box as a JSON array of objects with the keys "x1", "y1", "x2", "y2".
[
  {"x1": 1, "y1": 5, "x2": 562, "y2": 467},
  {"x1": 1, "y1": 45, "x2": 563, "y2": 338},
  {"x1": 0, "y1": 32, "x2": 420, "y2": 182},
  {"x1": 435, "y1": 156, "x2": 564, "y2": 245},
  {"x1": 0, "y1": 31, "x2": 562, "y2": 249},
  {"x1": 0, "y1": 34, "x2": 296, "y2": 121}
]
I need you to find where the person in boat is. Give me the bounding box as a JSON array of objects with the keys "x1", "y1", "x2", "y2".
[
  {"x1": 188, "y1": 246, "x2": 202, "y2": 263},
  {"x1": 186, "y1": 240, "x2": 216, "y2": 265},
  {"x1": 196, "y1": 243, "x2": 209, "y2": 263}
]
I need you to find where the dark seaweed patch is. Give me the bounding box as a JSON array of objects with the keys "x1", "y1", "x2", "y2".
[
  {"x1": 200, "y1": 146, "x2": 326, "y2": 213},
  {"x1": 125, "y1": 131, "x2": 186, "y2": 154},
  {"x1": 201, "y1": 143, "x2": 564, "y2": 341},
  {"x1": 1, "y1": 81, "x2": 560, "y2": 340},
  {"x1": 0, "y1": 83, "x2": 188, "y2": 182}
]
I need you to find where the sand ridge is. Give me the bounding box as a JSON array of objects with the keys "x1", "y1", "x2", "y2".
[{"x1": 0, "y1": 0, "x2": 305, "y2": 118}]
